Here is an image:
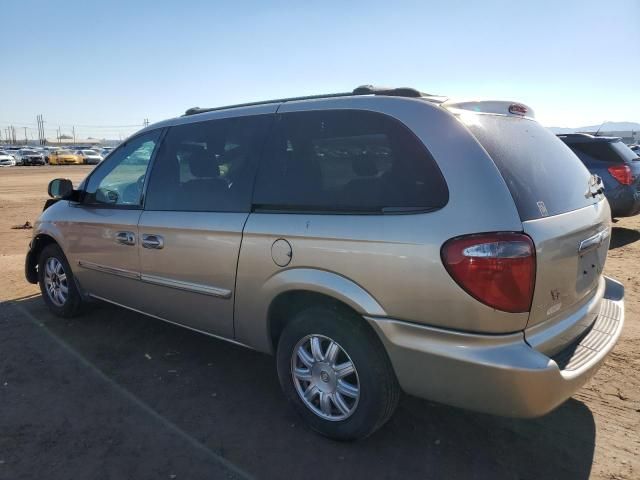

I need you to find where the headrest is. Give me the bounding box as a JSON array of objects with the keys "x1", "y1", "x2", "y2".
[
  {"x1": 351, "y1": 153, "x2": 378, "y2": 177},
  {"x1": 187, "y1": 149, "x2": 220, "y2": 178}
]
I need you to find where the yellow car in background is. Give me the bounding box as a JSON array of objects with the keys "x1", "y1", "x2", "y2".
[{"x1": 48, "y1": 150, "x2": 83, "y2": 165}]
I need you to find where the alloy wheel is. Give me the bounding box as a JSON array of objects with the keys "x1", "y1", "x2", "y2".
[
  {"x1": 43, "y1": 257, "x2": 68, "y2": 307},
  {"x1": 291, "y1": 334, "x2": 360, "y2": 421}
]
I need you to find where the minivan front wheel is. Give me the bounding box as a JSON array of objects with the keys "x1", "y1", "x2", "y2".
[
  {"x1": 38, "y1": 244, "x2": 83, "y2": 317},
  {"x1": 276, "y1": 305, "x2": 400, "y2": 440}
]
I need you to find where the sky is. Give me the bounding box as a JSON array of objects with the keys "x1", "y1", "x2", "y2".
[{"x1": 2, "y1": 0, "x2": 639, "y2": 141}]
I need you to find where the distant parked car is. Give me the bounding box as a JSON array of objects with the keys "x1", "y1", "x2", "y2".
[
  {"x1": 15, "y1": 149, "x2": 46, "y2": 166},
  {"x1": 49, "y1": 149, "x2": 84, "y2": 165},
  {"x1": 630, "y1": 144, "x2": 640, "y2": 154},
  {"x1": 100, "y1": 147, "x2": 114, "y2": 158},
  {"x1": 74, "y1": 149, "x2": 103, "y2": 165},
  {"x1": 559, "y1": 134, "x2": 640, "y2": 217},
  {"x1": 43, "y1": 147, "x2": 61, "y2": 163},
  {"x1": 0, "y1": 150, "x2": 17, "y2": 167}
]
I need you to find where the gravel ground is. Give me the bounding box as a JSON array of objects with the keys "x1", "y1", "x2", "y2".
[{"x1": 0, "y1": 166, "x2": 638, "y2": 480}]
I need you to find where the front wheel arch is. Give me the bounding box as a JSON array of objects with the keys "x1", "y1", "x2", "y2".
[{"x1": 26, "y1": 234, "x2": 59, "y2": 283}]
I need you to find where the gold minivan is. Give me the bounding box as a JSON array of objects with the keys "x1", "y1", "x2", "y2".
[{"x1": 25, "y1": 86, "x2": 624, "y2": 439}]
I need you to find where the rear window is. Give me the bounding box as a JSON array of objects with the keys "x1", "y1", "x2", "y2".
[
  {"x1": 571, "y1": 140, "x2": 639, "y2": 163},
  {"x1": 253, "y1": 109, "x2": 448, "y2": 213},
  {"x1": 464, "y1": 115, "x2": 597, "y2": 221}
]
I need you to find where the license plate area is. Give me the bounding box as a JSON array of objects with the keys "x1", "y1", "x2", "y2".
[{"x1": 576, "y1": 229, "x2": 609, "y2": 294}]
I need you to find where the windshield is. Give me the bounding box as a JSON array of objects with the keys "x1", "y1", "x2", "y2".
[
  {"x1": 83, "y1": 150, "x2": 98, "y2": 155},
  {"x1": 59, "y1": 150, "x2": 72, "y2": 155},
  {"x1": 21, "y1": 150, "x2": 37, "y2": 155},
  {"x1": 463, "y1": 114, "x2": 598, "y2": 221}
]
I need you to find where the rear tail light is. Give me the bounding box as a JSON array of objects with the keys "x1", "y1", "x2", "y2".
[
  {"x1": 607, "y1": 164, "x2": 632, "y2": 185},
  {"x1": 441, "y1": 233, "x2": 536, "y2": 313}
]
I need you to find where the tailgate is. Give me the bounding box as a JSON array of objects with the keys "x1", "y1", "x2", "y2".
[{"x1": 523, "y1": 199, "x2": 610, "y2": 329}]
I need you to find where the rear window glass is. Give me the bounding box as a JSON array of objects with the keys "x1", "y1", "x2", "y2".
[
  {"x1": 253, "y1": 110, "x2": 448, "y2": 213},
  {"x1": 464, "y1": 115, "x2": 597, "y2": 221},
  {"x1": 571, "y1": 140, "x2": 639, "y2": 163}
]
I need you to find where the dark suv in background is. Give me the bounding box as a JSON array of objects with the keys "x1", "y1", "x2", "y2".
[{"x1": 559, "y1": 134, "x2": 640, "y2": 217}]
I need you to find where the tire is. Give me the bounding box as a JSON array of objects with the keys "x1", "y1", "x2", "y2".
[
  {"x1": 276, "y1": 305, "x2": 400, "y2": 440},
  {"x1": 38, "y1": 243, "x2": 83, "y2": 318}
]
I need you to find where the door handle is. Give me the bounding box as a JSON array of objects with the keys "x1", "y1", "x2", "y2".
[
  {"x1": 578, "y1": 229, "x2": 609, "y2": 255},
  {"x1": 115, "y1": 231, "x2": 136, "y2": 246},
  {"x1": 142, "y1": 234, "x2": 164, "y2": 249}
]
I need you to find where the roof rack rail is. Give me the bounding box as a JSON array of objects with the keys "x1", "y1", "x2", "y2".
[{"x1": 183, "y1": 85, "x2": 445, "y2": 116}]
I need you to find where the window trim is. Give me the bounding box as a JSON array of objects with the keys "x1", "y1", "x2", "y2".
[
  {"x1": 78, "y1": 128, "x2": 166, "y2": 210},
  {"x1": 250, "y1": 109, "x2": 449, "y2": 215}
]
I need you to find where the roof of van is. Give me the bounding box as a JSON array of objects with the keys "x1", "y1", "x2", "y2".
[
  {"x1": 138, "y1": 85, "x2": 536, "y2": 137},
  {"x1": 182, "y1": 85, "x2": 449, "y2": 117},
  {"x1": 557, "y1": 133, "x2": 622, "y2": 144}
]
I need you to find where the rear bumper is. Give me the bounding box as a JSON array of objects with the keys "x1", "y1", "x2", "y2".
[{"x1": 366, "y1": 276, "x2": 624, "y2": 418}]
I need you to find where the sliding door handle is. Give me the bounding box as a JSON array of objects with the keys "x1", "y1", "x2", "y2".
[{"x1": 142, "y1": 234, "x2": 164, "y2": 249}]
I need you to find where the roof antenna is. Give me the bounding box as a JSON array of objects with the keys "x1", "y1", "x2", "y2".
[{"x1": 594, "y1": 121, "x2": 607, "y2": 137}]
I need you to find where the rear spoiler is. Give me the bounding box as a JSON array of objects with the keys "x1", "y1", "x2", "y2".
[{"x1": 444, "y1": 100, "x2": 535, "y2": 119}]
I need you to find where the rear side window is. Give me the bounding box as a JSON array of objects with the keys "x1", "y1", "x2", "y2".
[
  {"x1": 571, "y1": 140, "x2": 639, "y2": 163},
  {"x1": 145, "y1": 115, "x2": 271, "y2": 212},
  {"x1": 465, "y1": 115, "x2": 598, "y2": 221},
  {"x1": 253, "y1": 109, "x2": 448, "y2": 213}
]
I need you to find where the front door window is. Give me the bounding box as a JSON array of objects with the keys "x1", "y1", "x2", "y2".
[{"x1": 84, "y1": 130, "x2": 161, "y2": 207}]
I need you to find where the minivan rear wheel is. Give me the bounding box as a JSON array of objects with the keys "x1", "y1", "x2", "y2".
[
  {"x1": 276, "y1": 305, "x2": 400, "y2": 440},
  {"x1": 38, "y1": 244, "x2": 83, "y2": 318}
]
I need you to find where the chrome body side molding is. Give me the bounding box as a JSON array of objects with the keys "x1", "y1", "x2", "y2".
[
  {"x1": 78, "y1": 260, "x2": 232, "y2": 298},
  {"x1": 140, "y1": 273, "x2": 232, "y2": 299},
  {"x1": 78, "y1": 260, "x2": 140, "y2": 280}
]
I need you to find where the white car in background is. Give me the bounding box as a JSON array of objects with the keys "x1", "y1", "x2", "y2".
[
  {"x1": 0, "y1": 150, "x2": 17, "y2": 167},
  {"x1": 15, "y1": 149, "x2": 46, "y2": 166},
  {"x1": 74, "y1": 149, "x2": 103, "y2": 165}
]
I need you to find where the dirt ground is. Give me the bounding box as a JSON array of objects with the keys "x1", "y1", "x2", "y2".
[{"x1": 0, "y1": 165, "x2": 638, "y2": 480}]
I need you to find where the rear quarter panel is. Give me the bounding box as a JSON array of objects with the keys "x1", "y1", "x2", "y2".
[{"x1": 234, "y1": 96, "x2": 527, "y2": 353}]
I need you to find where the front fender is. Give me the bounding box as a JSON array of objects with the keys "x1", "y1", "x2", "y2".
[{"x1": 24, "y1": 214, "x2": 68, "y2": 284}]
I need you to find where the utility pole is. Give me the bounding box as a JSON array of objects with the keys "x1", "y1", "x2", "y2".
[
  {"x1": 72, "y1": 126, "x2": 76, "y2": 143},
  {"x1": 23, "y1": 127, "x2": 28, "y2": 145},
  {"x1": 143, "y1": 118, "x2": 149, "y2": 127},
  {"x1": 36, "y1": 114, "x2": 46, "y2": 145}
]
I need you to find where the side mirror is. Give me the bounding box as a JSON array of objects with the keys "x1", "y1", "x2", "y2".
[{"x1": 48, "y1": 178, "x2": 73, "y2": 198}]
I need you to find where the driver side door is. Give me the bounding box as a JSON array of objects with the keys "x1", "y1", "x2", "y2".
[{"x1": 63, "y1": 129, "x2": 162, "y2": 310}]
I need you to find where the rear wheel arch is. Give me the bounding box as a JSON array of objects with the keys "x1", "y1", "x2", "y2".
[{"x1": 267, "y1": 290, "x2": 385, "y2": 355}]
